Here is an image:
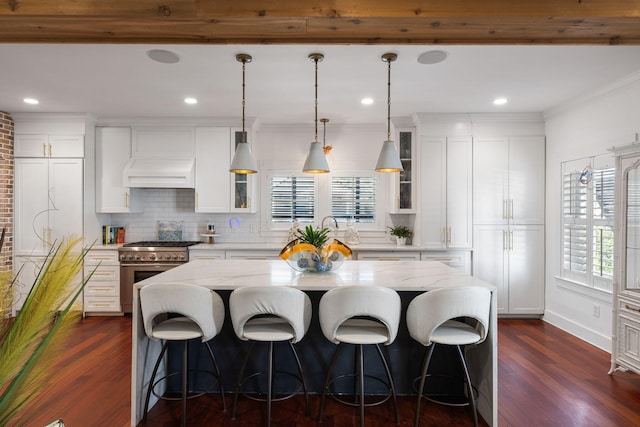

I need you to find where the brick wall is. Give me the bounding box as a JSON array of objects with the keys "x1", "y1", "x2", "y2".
[{"x1": 0, "y1": 112, "x2": 13, "y2": 273}]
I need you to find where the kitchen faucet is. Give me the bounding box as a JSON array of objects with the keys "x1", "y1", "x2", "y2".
[{"x1": 321, "y1": 215, "x2": 339, "y2": 230}]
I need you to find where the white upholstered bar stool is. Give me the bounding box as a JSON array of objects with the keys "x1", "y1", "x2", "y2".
[
  {"x1": 229, "y1": 286, "x2": 312, "y2": 426},
  {"x1": 406, "y1": 286, "x2": 492, "y2": 427},
  {"x1": 318, "y1": 286, "x2": 401, "y2": 427},
  {"x1": 140, "y1": 283, "x2": 226, "y2": 427}
]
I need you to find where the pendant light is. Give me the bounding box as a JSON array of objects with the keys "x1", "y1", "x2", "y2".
[
  {"x1": 375, "y1": 52, "x2": 403, "y2": 173},
  {"x1": 303, "y1": 53, "x2": 330, "y2": 174},
  {"x1": 230, "y1": 53, "x2": 257, "y2": 174}
]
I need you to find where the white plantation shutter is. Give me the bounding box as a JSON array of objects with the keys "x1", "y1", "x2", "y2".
[
  {"x1": 270, "y1": 175, "x2": 315, "y2": 222},
  {"x1": 331, "y1": 176, "x2": 376, "y2": 223},
  {"x1": 561, "y1": 158, "x2": 615, "y2": 291}
]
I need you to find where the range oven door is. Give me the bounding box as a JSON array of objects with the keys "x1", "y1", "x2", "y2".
[{"x1": 120, "y1": 263, "x2": 182, "y2": 314}]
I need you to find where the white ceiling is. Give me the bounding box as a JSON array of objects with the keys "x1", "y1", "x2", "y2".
[{"x1": 3, "y1": 44, "x2": 640, "y2": 124}]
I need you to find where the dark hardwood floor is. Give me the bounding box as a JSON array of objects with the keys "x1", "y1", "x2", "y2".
[{"x1": 9, "y1": 317, "x2": 640, "y2": 426}]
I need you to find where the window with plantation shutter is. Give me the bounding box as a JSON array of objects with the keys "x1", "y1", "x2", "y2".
[
  {"x1": 270, "y1": 175, "x2": 316, "y2": 223},
  {"x1": 330, "y1": 176, "x2": 376, "y2": 223},
  {"x1": 561, "y1": 156, "x2": 615, "y2": 292}
]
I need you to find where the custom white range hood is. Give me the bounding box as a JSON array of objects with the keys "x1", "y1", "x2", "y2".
[
  {"x1": 122, "y1": 126, "x2": 196, "y2": 188},
  {"x1": 122, "y1": 158, "x2": 195, "y2": 188}
]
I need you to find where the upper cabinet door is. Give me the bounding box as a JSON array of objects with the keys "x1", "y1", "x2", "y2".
[
  {"x1": 48, "y1": 158, "x2": 84, "y2": 244},
  {"x1": 195, "y1": 127, "x2": 231, "y2": 212},
  {"x1": 420, "y1": 136, "x2": 447, "y2": 248},
  {"x1": 473, "y1": 137, "x2": 509, "y2": 225},
  {"x1": 446, "y1": 137, "x2": 473, "y2": 248},
  {"x1": 95, "y1": 127, "x2": 141, "y2": 213},
  {"x1": 14, "y1": 134, "x2": 83, "y2": 158},
  {"x1": 509, "y1": 136, "x2": 545, "y2": 225}
]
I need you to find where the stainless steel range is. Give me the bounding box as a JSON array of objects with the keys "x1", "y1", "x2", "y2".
[{"x1": 118, "y1": 241, "x2": 199, "y2": 313}]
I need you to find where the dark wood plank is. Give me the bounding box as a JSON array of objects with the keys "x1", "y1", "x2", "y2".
[
  {"x1": 0, "y1": 0, "x2": 639, "y2": 44},
  {"x1": 9, "y1": 317, "x2": 640, "y2": 426}
]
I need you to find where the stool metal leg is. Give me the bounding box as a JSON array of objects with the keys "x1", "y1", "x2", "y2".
[
  {"x1": 357, "y1": 344, "x2": 365, "y2": 427},
  {"x1": 181, "y1": 340, "x2": 188, "y2": 427},
  {"x1": 289, "y1": 341, "x2": 310, "y2": 416},
  {"x1": 142, "y1": 341, "x2": 169, "y2": 422},
  {"x1": 232, "y1": 341, "x2": 256, "y2": 420},
  {"x1": 456, "y1": 345, "x2": 478, "y2": 427},
  {"x1": 267, "y1": 341, "x2": 274, "y2": 427},
  {"x1": 414, "y1": 344, "x2": 436, "y2": 427},
  {"x1": 318, "y1": 342, "x2": 345, "y2": 422},
  {"x1": 375, "y1": 344, "x2": 400, "y2": 425},
  {"x1": 204, "y1": 341, "x2": 226, "y2": 411}
]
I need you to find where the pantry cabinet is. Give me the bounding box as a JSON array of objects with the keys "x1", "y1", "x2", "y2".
[
  {"x1": 14, "y1": 158, "x2": 83, "y2": 256},
  {"x1": 420, "y1": 136, "x2": 472, "y2": 249},
  {"x1": 95, "y1": 127, "x2": 142, "y2": 213},
  {"x1": 472, "y1": 135, "x2": 545, "y2": 315}
]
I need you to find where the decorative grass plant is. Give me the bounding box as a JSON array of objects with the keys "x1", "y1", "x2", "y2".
[{"x1": 0, "y1": 236, "x2": 93, "y2": 425}]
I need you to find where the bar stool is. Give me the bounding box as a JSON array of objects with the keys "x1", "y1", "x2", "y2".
[
  {"x1": 229, "y1": 286, "x2": 312, "y2": 426},
  {"x1": 406, "y1": 286, "x2": 492, "y2": 427},
  {"x1": 140, "y1": 283, "x2": 226, "y2": 427},
  {"x1": 318, "y1": 285, "x2": 401, "y2": 427}
]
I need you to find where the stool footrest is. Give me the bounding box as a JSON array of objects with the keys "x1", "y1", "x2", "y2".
[
  {"x1": 327, "y1": 373, "x2": 392, "y2": 407},
  {"x1": 238, "y1": 370, "x2": 304, "y2": 403}
]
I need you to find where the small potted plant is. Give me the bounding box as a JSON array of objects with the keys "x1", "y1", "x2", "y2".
[{"x1": 388, "y1": 225, "x2": 413, "y2": 246}]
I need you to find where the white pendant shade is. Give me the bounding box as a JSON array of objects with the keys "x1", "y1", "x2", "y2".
[
  {"x1": 229, "y1": 142, "x2": 257, "y2": 174},
  {"x1": 302, "y1": 142, "x2": 330, "y2": 173},
  {"x1": 375, "y1": 140, "x2": 403, "y2": 172}
]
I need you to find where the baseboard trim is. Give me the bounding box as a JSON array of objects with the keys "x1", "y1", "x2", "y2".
[{"x1": 543, "y1": 310, "x2": 611, "y2": 353}]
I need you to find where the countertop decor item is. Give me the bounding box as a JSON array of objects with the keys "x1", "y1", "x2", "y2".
[
  {"x1": 279, "y1": 225, "x2": 351, "y2": 272},
  {"x1": 388, "y1": 225, "x2": 413, "y2": 245}
]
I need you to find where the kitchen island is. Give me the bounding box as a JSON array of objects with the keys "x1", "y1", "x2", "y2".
[{"x1": 131, "y1": 259, "x2": 497, "y2": 426}]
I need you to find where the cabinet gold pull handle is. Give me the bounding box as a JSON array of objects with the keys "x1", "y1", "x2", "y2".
[
  {"x1": 92, "y1": 303, "x2": 111, "y2": 307},
  {"x1": 379, "y1": 257, "x2": 401, "y2": 261},
  {"x1": 125, "y1": 192, "x2": 129, "y2": 208},
  {"x1": 42, "y1": 143, "x2": 46, "y2": 157},
  {"x1": 625, "y1": 304, "x2": 640, "y2": 313},
  {"x1": 447, "y1": 227, "x2": 452, "y2": 244},
  {"x1": 441, "y1": 227, "x2": 446, "y2": 244},
  {"x1": 509, "y1": 199, "x2": 514, "y2": 220},
  {"x1": 433, "y1": 257, "x2": 453, "y2": 261},
  {"x1": 48, "y1": 143, "x2": 52, "y2": 157},
  {"x1": 91, "y1": 287, "x2": 111, "y2": 292}
]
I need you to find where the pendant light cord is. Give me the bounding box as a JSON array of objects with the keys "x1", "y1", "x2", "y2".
[
  {"x1": 242, "y1": 58, "x2": 247, "y2": 144},
  {"x1": 387, "y1": 56, "x2": 392, "y2": 142},
  {"x1": 314, "y1": 56, "x2": 319, "y2": 143}
]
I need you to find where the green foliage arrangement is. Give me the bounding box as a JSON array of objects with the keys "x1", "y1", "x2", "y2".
[
  {"x1": 387, "y1": 225, "x2": 413, "y2": 238},
  {"x1": 0, "y1": 236, "x2": 93, "y2": 425},
  {"x1": 296, "y1": 225, "x2": 331, "y2": 248}
]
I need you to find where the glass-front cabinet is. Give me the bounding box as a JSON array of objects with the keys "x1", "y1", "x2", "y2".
[
  {"x1": 388, "y1": 127, "x2": 416, "y2": 213},
  {"x1": 611, "y1": 140, "x2": 640, "y2": 376}
]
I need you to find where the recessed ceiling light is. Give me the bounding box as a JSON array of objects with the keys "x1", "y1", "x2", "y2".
[
  {"x1": 493, "y1": 97, "x2": 508, "y2": 106},
  {"x1": 184, "y1": 97, "x2": 198, "y2": 105},
  {"x1": 361, "y1": 97, "x2": 374, "y2": 105},
  {"x1": 23, "y1": 98, "x2": 39, "y2": 105},
  {"x1": 147, "y1": 49, "x2": 180, "y2": 64},
  {"x1": 417, "y1": 50, "x2": 449, "y2": 65}
]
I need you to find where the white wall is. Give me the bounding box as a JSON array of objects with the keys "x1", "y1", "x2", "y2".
[{"x1": 544, "y1": 71, "x2": 640, "y2": 351}]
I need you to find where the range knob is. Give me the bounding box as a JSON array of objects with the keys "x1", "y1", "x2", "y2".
[
  {"x1": 126, "y1": 255, "x2": 133, "y2": 261},
  {"x1": 119, "y1": 254, "x2": 126, "y2": 261},
  {"x1": 172, "y1": 254, "x2": 178, "y2": 260},
  {"x1": 149, "y1": 253, "x2": 156, "y2": 261},
  {"x1": 134, "y1": 255, "x2": 140, "y2": 261},
  {"x1": 178, "y1": 254, "x2": 186, "y2": 260},
  {"x1": 165, "y1": 254, "x2": 171, "y2": 260}
]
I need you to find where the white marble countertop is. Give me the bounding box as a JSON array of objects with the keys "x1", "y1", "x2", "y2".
[
  {"x1": 189, "y1": 242, "x2": 428, "y2": 251},
  {"x1": 135, "y1": 259, "x2": 493, "y2": 292}
]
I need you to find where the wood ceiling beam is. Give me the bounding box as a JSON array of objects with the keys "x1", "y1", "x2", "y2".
[{"x1": 1, "y1": 0, "x2": 639, "y2": 45}]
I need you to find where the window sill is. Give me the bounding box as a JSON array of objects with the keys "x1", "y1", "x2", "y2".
[{"x1": 555, "y1": 276, "x2": 612, "y2": 303}]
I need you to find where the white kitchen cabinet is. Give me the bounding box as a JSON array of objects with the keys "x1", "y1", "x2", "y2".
[
  {"x1": 83, "y1": 249, "x2": 121, "y2": 313},
  {"x1": 355, "y1": 251, "x2": 421, "y2": 261},
  {"x1": 14, "y1": 158, "x2": 83, "y2": 256},
  {"x1": 12, "y1": 256, "x2": 46, "y2": 313},
  {"x1": 230, "y1": 128, "x2": 257, "y2": 213},
  {"x1": 195, "y1": 127, "x2": 231, "y2": 212},
  {"x1": 473, "y1": 136, "x2": 545, "y2": 225},
  {"x1": 473, "y1": 224, "x2": 544, "y2": 315},
  {"x1": 189, "y1": 250, "x2": 226, "y2": 261},
  {"x1": 14, "y1": 133, "x2": 84, "y2": 158},
  {"x1": 95, "y1": 127, "x2": 142, "y2": 213},
  {"x1": 420, "y1": 136, "x2": 472, "y2": 249},
  {"x1": 421, "y1": 250, "x2": 471, "y2": 275},
  {"x1": 225, "y1": 250, "x2": 280, "y2": 260},
  {"x1": 388, "y1": 128, "x2": 416, "y2": 213}
]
